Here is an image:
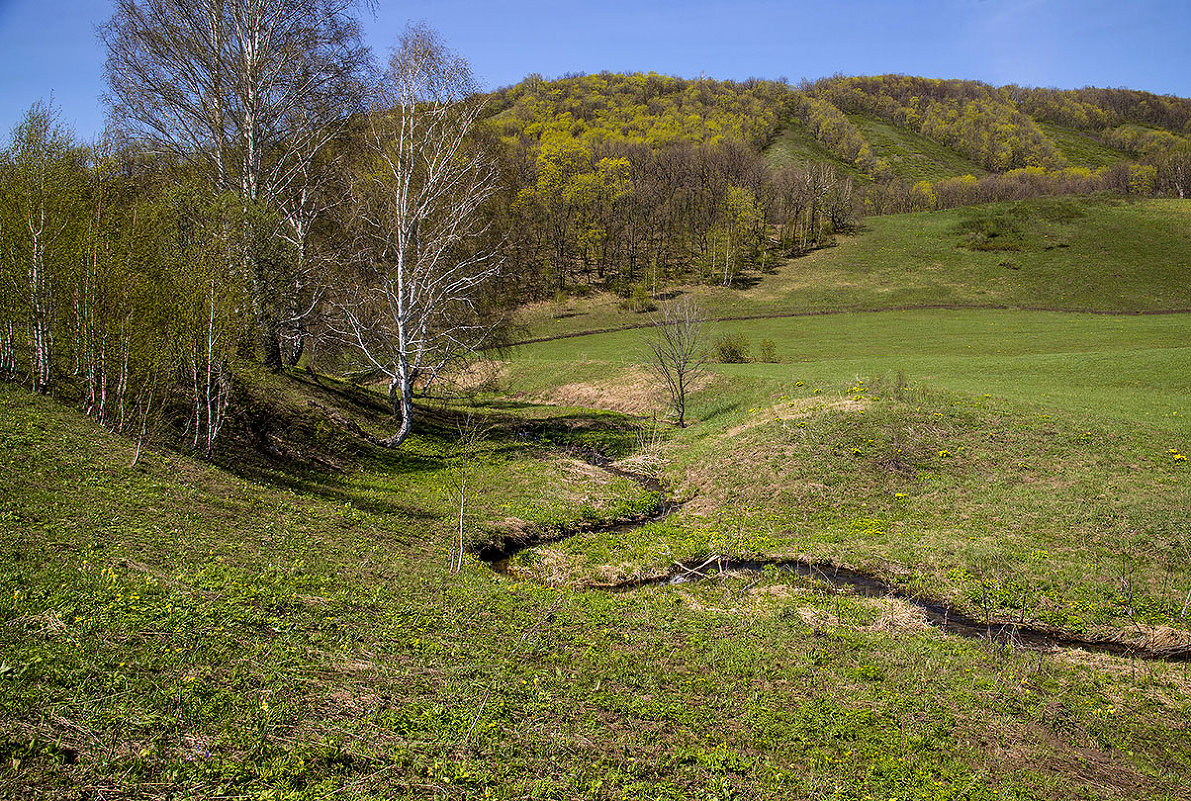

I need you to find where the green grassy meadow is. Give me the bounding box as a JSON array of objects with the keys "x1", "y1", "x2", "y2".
[
  {"x1": 515, "y1": 309, "x2": 1191, "y2": 429},
  {"x1": 507, "y1": 310, "x2": 1190, "y2": 622},
  {"x1": 849, "y1": 114, "x2": 987, "y2": 183},
  {"x1": 516, "y1": 197, "x2": 1191, "y2": 339},
  {"x1": 1036, "y1": 123, "x2": 1129, "y2": 170},
  {"x1": 764, "y1": 120, "x2": 864, "y2": 179},
  {"x1": 5, "y1": 193, "x2": 1191, "y2": 799}
]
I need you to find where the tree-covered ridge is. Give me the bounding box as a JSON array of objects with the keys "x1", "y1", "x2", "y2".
[
  {"x1": 488, "y1": 71, "x2": 793, "y2": 150},
  {"x1": 484, "y1": 73, "x2": 821, "y2": 300},
  {"x1": 492, "y1": 72, "x2": 1191, "y2": 193},
  {"x1": 789, "y1": 94, "x2": 878, "y2": 174},
  {"x1": 1013, "y1": 85, "x2": 1191, "y2": 134},
  {"x1": 802, "y1": 75, "x2": 1191, "y2": 175},
  {"x1": 810, "y1": 75, "x2": 1063, "y2": 171}
]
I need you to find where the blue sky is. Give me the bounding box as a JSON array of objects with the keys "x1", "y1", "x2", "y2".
[{"x1": 1, "y1": 0, "x2": 1189, "y2": 142}]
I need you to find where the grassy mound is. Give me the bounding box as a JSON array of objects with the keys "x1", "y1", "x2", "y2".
[
  {"x1": 5, "y1": 380, "x2": 1191, "y2": 799},
  {"x1": 523, "y1": 378, "x2": 1189, "y2": 637}
]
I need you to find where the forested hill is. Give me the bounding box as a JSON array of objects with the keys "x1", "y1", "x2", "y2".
[
  {"x1": 476, "y1": 71, "x2": 1190, "y2": 299},
  {"x1": 487, "y1": 71, "x2": 1191, "y2": 176},
  {"x1": 488, "y1": 71, "x2": 793, "y2": 149}
]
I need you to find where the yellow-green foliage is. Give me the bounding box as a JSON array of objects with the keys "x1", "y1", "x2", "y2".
[
  {"x1": 1016, "y1": 85, "x2": 1191, "y2": 135},
  {"x1": 814, "y1": 75, "x2": 1065, "y2": 171},
  {"x1": 790, "y1": 94, "x2": 876, "y2": 172},
  {"x1": 490, "y1": 71, "x2": 791, "y2": 151}
]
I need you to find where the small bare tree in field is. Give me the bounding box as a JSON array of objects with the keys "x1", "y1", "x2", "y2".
[
  {"x1": 446, "y1": 412, "x2": 490, "y2": 574},
  {"x1": 644, "y1": 297, "x2": 708, "y2": 428}
]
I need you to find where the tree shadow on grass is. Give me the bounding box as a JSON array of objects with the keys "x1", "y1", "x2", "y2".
[{"x1": 694, "y1": 398, "x2": 744, "y2": 426}]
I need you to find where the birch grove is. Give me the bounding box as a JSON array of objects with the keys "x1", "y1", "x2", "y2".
[{"x1": 100, "y1": 0, "x2": 371, "y2": 369}]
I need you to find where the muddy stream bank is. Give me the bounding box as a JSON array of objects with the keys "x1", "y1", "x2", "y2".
[{"x1": 473, "y1": 449, "x2": 1191, "y2": 663}]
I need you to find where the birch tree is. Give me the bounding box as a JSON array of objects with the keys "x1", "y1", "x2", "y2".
[
  {"x1": 100, "y1": 0, "x2": 372, "y2": 368},
  {"x1": 0, "y1": 102, "x2": 86, "y2": 394},
  {"x1": 331, "y1": 24, "x2": 501, "y2": 449}
]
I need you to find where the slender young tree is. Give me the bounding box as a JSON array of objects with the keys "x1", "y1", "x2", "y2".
[
  {"x1": 644, "y1": 297, "x2": 708, "y2": 428},
  {"x1": 0, "y1": 102, "x2": 86, "y2": 394},
  {"x1": 331, "y1": 24, "x2": 502, "y2": 448}
]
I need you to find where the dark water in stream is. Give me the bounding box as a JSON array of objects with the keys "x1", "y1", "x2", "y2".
[{"x1": 475, "y1": 448, "x2": 1191, "y2": 663}]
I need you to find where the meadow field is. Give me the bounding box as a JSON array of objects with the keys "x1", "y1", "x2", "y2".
[{"x1": 3, "y1": 196, "x2": 1190, "y2": 799}]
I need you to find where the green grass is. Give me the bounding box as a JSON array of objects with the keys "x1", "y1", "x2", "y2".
[
  {"x1": 508, "y1": 305, "x2": 1191, "y2": 611},
  {"x1": 512, "y1": 309, "x2": 1191, "y2": 433},
  {"x1": 6, "y1": 191, "x2": 1191, "y2": 797},
  {"x1": 515, "y1": 197, "x2": 1191, "y2": 340},
  {"x1": 5, "y1": 373, "x2": 1191, "y2": 799},
  {"x1": 763, "y1": 118, "x2": 865, "y2": 179},
  {"x1": 1037, "y1": 123, "x2": 1128, "y2": 170},
  {"x1": 849, "y1": 113, "x2": 986, "y2": 183}
]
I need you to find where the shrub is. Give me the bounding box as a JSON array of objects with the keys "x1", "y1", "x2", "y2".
[
  {"x1": 619, "y1": 281, "x2": 656, "y2": 313},
  {"x1": 714, "y1": 334, "x2": 751, "y2": 363}
]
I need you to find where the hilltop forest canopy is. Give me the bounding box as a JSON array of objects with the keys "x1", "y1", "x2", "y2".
[
  {"x1": 2, "y1": 56, "x2": 1190, "y2": 455},
  {"x1": 481, "y1": 71, "x2": 1191, "y2": 296}
]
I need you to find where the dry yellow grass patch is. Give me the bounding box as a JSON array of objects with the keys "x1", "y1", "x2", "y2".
[
  {"x1": 592, "y1": 561, "x2": 662, "y2": 586},
  {"x1": 793, "y1": 595, "x2": 932, "y2": 634},
  {"x1": 492, "y1": 516, "x2": 534, "y2": 538},
  {"x1": 534, "y1": 364, "x2": 721, "y2": 418},
  {"x1": 864, "y1": 597, "x2": 934, "y2": 633},
  {"x1": 799, "y1": 607, "x2": 839, "y2": 630},
  {"x1": 520, "y1": 546, "x2": 588, "y2": 586},
  {"x1": 722, "y1": 395, "x2": 869, "y2": 440},
  {"x1": 544, "y1": 366, "x2": 666, "y2": 416},
  {"x1": 1109, "y1": 622, "x2": 1191, "y2": 654},
  {"x1": 445, "y1": 358, "x2": 508, "y2": 391},
  {"x1": 541, "y1": 456, "x2": 625, "y2": 506},
  {"x1": 672, "y1": 581, "x2": 930, "y2": 625},
  {"x1": 558, "y1": 456, "x2": 618, "y2": 485}
]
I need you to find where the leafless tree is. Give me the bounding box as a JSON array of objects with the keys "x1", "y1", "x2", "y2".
[
  {"x1": 644, "y1": 297, "x2": 708, "y2": 428},
  {"x1": 100, "y1": 0, "x2": 372, "y2": 369},
  {"x1": 1158, "y1": 149, "x2": 1191, "y2": 199},
  {"x1": 329, "y1": 24, "x2": 502, "y2": 448}
]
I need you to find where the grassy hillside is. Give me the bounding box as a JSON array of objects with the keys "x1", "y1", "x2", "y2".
[
  {"x1": 5, "y1": 317, "x2": 1191, "y2": 798},
  {"x1": 514, "y1": 197, "x2": 1191, "y2": 340},
  {"x1": 763, "y1": 114, "x2": 987, "y2": 183},
  {"x1": 849, "y1": 114, "x2": 987, "y2": 182},
  {"x1": 1036, "y1": 122, "x2": 1129, "y2": 170},
  {"x1": 764, "y1": 119, "x2": 861, "y2": 177}
]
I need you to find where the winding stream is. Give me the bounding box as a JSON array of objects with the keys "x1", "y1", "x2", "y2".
[{"x1": 475, "y1": 448, "x2": 1191, "y2": 663}]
